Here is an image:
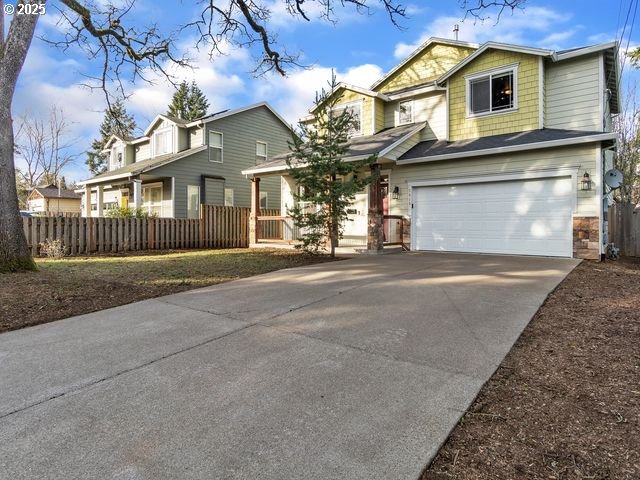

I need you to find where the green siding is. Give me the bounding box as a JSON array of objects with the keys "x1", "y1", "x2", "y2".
[{"x1": 151, "y1": 105, "x2": 291, "y2": 217}]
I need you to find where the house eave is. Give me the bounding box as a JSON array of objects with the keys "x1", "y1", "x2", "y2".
[
  {"x1": 396, "y1": 132, "x2": 618, "y2": 166},
  {"x1": 370, "y1": 37, "x2": 481, "y2": 91}
]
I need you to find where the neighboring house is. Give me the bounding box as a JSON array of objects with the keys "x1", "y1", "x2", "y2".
[
  {"x1": 243, "y1": 38, "x2": 619, "y2": 259},
  {"x1": 78, "y1": 102, "x2": 292, "y2": 218},
  {"x1": 26, "y1": 184, "x2": 82, "y2": 216}
]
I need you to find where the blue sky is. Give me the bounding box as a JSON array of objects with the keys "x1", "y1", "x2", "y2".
[{"x1": 10, "y1": 0, "x2": 639, "y2": 182}]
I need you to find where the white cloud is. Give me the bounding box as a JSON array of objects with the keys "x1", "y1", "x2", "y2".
[
  {"x1": 538, "y1": 30, "x2": 578, "y2": 49},
  {"x1": 394, "y1": 7, "x2": 573, "y2": 58},
  {"x1": 253, "y1": 63, "x2": 384, "y2": 124}
]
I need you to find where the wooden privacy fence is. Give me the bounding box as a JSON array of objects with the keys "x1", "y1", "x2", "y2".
[
  {"x1": 609, "y1": 203, "x2": 640, "y2": 257},
  {"x1": 22, "y1": 205, "x2": 267, "y2": 256}
]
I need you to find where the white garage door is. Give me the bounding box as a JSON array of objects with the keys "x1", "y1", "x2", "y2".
[{"x1": 412, "y1": 177, "x2": 574, "y2": 257}]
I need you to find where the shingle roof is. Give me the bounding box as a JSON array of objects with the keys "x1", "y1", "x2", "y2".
[
  {"x1": 32, "y1": 185, "x2": 81, "y2": 199},
  {"x1": 399, "y1": 129, "x2": 615, "y2": 162},
  {"x1": 82, "y1": 145, "x2": 208, "y2": 185},
  {"x1": 242, "y1": 123, "x2": 424, "y2": 175}
]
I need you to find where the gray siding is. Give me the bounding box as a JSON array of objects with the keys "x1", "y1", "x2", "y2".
[
  {"x1": 204, "y1": 177, "x2": 224, "y2": 205},
  {"x1": 152, "y1": 105, "x2": 291, "y2": 217},
  {"x1": 545, "y1": 55, "x2": 602, "y2": 131}
]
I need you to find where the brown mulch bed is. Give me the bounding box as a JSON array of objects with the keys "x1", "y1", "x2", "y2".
[
  {"x1": 422, "y1": 258, "x2": 640, "y2": 479},
  {"x1": 0, "y1": 249, "x2": 335, "y2": 333}
]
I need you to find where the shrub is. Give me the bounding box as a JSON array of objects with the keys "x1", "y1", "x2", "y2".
[
  {"x1": 105, "y1": 206, "x2": 157, "y2": 218},
  {"x1": 40, "y1": 239, "x2": 66, "y2": 259}
]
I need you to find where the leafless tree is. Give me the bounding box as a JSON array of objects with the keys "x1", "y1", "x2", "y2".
[
  {"x1": 613, "y1": 85, "x2": 640, "y2": 205},
  {"x1": 0, "y1": 0, "x2": 527, "y2": 272},
  {"x1": 15, "y1": 106, "x2": 77, "y2": 187}
]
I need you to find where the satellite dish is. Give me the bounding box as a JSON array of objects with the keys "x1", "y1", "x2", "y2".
[{"x1": 604, "y1": 169, "x2": 623, "y2": 189}]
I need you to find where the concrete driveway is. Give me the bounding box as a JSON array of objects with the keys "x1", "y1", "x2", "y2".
[{"x1": 0, "y1": 253, "x2": 578, "y2": 480}]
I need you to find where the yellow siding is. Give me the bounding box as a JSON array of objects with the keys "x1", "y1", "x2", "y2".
[
  {"x1": 387, "y1": 145, "x2": 598, "y2": 218},
  {"x1": 375, "y1": 98, "x2": 385, "y2": 133},
  {"x1": 376, "y1": 44, "x2": 476, "y2": 93},
  {"x1": 337, "y1": 89, "x2": 374, "y2": 136},
  {"x1": 44, "y1": 198, "x2": 82, "y2": 215},
  {"x1": 448, "y1": 50, "x2": 540, "y2": 141}
]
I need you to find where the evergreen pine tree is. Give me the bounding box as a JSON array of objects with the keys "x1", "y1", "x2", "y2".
[
  {"x1": 286, "y1": 75, "x2": 376, "y2": 257},
  {"x1": 86, "y1": 100, "x2": 137, "y2": 175},
  {"x1": 186, "y1": 81, "x2": 209, "y2": 120},
  {"x1": 167, "y1": 80, "x2": 190, "y2": 119},
  {"x1": 167, "y1": 80, "x2": 209, "y2": 121}
]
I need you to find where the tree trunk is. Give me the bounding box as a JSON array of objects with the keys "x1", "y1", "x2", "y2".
[
  {"x1": 0, "y1": 6, "x2": 42, "y2": 272},
  {"x1": 0, "y1": 101, "x2": 34, "y2": 272}
]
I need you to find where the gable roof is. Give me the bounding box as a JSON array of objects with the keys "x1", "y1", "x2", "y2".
[
  {"x1": 307, "y1": 83, "x2": 391, "y2": 114},
  {"x1": 29, "y1": 185, "x2": 81, "y2": 200},
  {"x1": 436, "y1": 41, "x2": 555, "y2": 84},
  {"x1": 142, "y1": 114, "x2": 189, "y2": 136},
  {"x1": 186, "y1": 102, "x2": 294, "y2": 132},
  {"x1": 398, "y1": 129, "x2": 617, "y2": 165},
  {"x1": 241, "y1": 122, "x2": 426, "y2": 176},
  {"x1": 79, "y1": 145, "x2": 208, "y2": 185},
  {"x1": 370, "y1": 37, "x2": 480, "y2": 91}
]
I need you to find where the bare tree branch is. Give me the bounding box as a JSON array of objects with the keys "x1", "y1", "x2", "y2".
[{"x1": 461, "y1": 0, "x2": 525, "y2": 23}]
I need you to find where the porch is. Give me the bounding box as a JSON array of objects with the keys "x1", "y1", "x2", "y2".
[
  {"x1": 80, "y1": 175, "x2": 174, "y2": 218},
  {"x1": 247, "y1": 164, "x2": 407, "y2": 252}
]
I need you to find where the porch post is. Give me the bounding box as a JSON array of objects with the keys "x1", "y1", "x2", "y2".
[
  {"x1": 83, "y1": 185, "x2": 92, "y2": 217},
  {"x1": 133, "y1": 179, "x2": 142, "y2": 209},
  {"x1": 96, "y1": 186, "x2": 104, "y2": 217},
  {"x1": 249, "y1": 177, "x2": 261, "y2": 245},
  {"x1": 367, "y1": 163, "x2": 384, "y2": 251}
]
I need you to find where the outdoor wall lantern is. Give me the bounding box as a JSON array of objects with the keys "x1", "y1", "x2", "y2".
[
  {"x1": 581, "y1": 172, "x2": 592, "y2": 191},
  {"x1": 392, "y1": 186, "x2": 400, "y2": 200}
]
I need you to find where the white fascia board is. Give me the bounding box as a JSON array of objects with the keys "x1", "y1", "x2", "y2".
[
  {"x1": 199, "y1": 102, "x2": 294, "y2": 132},
  {"x1": 396, "y1": 132, "x2": 618, "y2": 165},
  {"x1": 370, "y1": 37, "x2": 480, "y2": 91},
  {"x1": 307, "y1": 84, "x2": 391, "y2": 115},
  {"x1": 130, "y1": 136, "x2": 150, "y2": 145},
  {"x1": 385, "y1": 83, "x2": 444, "y2": 100},
  {"x1": 78, "y1": 173, "x2": 133, "y2": 186},
  {"x1": 436, "y1": 42, "x2": 553, "y2": 85},
  {"x1": 553, "y1": 41, "x2": 618, "y2": 62},
  {"x1": 378, "y1": 123, "x2": 427, "y2": 157}
]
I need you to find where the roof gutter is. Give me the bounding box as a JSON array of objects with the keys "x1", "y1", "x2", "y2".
[{"x1": 396, "y1": 132, "x2": 618, "y2": 166}]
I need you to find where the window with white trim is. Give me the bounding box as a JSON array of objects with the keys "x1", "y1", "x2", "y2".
[
  {"x1": 256, "y1": 141, "x2": 268, "y2": 164},
  {"x1": 187, "y1": 185, "x2": 200, "y2": 219},
  {"x1": 332, "y1": 101, "x2": 362, "y2": 136},
  {"x1": 209, "y1": 131, "x2": 223, "y2": 162},
  {"x1": 154, "y1": 128, "x2": 173, "y2": 156},
  {"x1": 142, "y1": 183, "x2": 163, "y2": 217},
  {"x1": 224, "y1": 188, "x2": 234, "y2": 206},
  {"x1": 260, "y1": 191, "x2": 268, "y2": 209},
  {"x1": 467, "y1": 67, "x2": 516, "y2": 116},
  {"x1": 398, "y1": 100, "x2": 414, "y2": 125}
]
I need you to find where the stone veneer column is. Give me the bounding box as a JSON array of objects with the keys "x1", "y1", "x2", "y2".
[{"x1": 573, "y1": 216, "x2": 600, "y2": 259}]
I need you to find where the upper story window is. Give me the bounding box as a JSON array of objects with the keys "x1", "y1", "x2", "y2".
[
  {"x1": 333, "y1": 101, "x2": 362, "y2": 136},
  {"x1": 466, "y1": 66, "x2": 517, "y2": 117},
  {"x1": 154, "y1": 127, "x2": 173, "y2": 156},
  {"x1": 209, "y1": 131, "x2": 223, "y2": 162},
  {"x1": 398, "y1": 100, "x2": 414, "y2": 125},
  {"x1": 256, "y1": 141, "x2": 268, "y2": 164}
]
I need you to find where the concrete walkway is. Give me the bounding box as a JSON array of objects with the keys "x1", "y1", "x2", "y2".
[{"x1": 0, "y1": 253, "x2": 578, "y2": 480}]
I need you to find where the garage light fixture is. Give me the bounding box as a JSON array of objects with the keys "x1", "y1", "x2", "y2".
[
  {"x1": 391, "y1": 186, "x2": 400, "y2": 200},
  {"x1": 580, "y1": 172, "x2": 592, "y2": 191}
]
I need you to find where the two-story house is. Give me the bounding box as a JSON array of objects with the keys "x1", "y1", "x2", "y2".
[
  {"x1": 242, "y1": 38, "x2": 619, "y2": 259},
  {"x1": 79, "y1": 102, "x2": 293, "y2": 219}
]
